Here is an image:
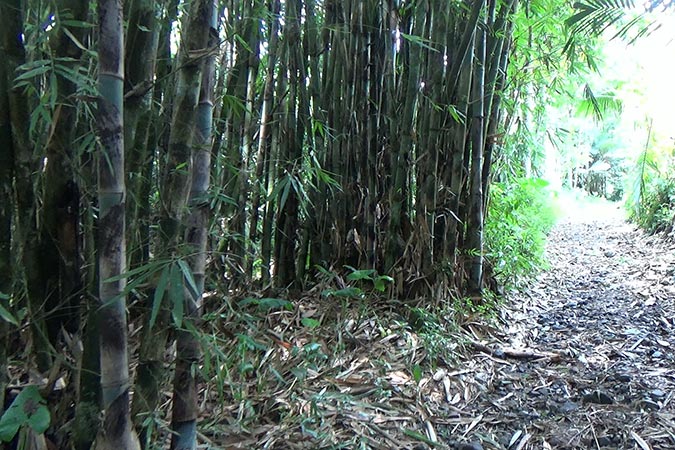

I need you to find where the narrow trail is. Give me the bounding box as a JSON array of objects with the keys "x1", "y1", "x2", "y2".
[{"x1": 462, "y1": 203, "x2": 675, "y2": 449}]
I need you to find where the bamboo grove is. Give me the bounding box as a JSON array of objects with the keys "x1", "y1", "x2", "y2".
[{"x1": 0, "y1": 0, "x2": 592, "y2": 448}]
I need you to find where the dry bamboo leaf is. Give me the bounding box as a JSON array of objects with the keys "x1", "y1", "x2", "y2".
[
  {"x1": 631, "y1": 431, "x2": 652, "y2": 450},
  {"x1": 513, "y1": 433, "x2": 531, "y2": 450},
  {"x1": 508, "y1": 430, "x2": 522, "y2": 448},
  {"x1": 425, "y1": 420, "x2": 438, "y2": 442},
  {"x1": 462, "y1": 414, "x2": 483, "y2": 437}
]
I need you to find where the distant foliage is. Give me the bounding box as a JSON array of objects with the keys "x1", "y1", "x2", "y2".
[{"x1": 485, "y1": 178, "x2": 559, "y2": 288}]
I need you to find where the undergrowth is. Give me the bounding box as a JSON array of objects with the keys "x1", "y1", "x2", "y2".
[
  {"x1": 627, "y1": 173, "x2": 675, "y2": 234},
  {"x1": 485, "y1": 177, "x2": 559, "y2": 290}
]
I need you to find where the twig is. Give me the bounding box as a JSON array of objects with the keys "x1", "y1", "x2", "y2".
[{"x1": 469, "y1": 339, "x2": 562, "y2": 362}]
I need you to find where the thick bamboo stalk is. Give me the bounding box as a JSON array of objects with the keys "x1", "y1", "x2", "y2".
[
  {"x1": 467, "y1": 20, "x2": 486, "y2": 294},
  {"x1": 169, "y1": 1, "x2": 216, "y2": 449},
  {"x1": 95, "y1": 0, "x2": 139, "y2": 448},
  {"x1": 0, "y1": 9, "x2": 13, "y2": 414},
  {"x1": 125, "y1": 0, "x2": 160, "y2": 268},
  {"x1": 132, "y1": 0, "x2": 211, "y2": 443}
]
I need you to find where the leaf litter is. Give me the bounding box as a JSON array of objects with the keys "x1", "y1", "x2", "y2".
[{"x1": 194, "y1": 205, "x2": 675, "y2": 449}]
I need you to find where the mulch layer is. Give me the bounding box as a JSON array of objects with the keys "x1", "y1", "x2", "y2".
[{"x1": 201, "y1": 206, "x2": 675, "y2": 449}]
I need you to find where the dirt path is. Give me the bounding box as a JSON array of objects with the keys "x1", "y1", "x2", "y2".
[{"x1": 460, "y1": 204, "x2": 675, "y2": 449}]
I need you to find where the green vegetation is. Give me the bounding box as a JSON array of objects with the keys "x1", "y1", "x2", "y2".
[
  {"x1": 627, "y1": 145, "x2": 675, "y2": 233},
  {"x1": 485, "y1": 178, "x2": 559, "y2": 289}
]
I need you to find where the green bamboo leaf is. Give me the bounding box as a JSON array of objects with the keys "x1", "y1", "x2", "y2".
[
  {"x1": 279, "y1": 176, "x2": 292, "y2": 211},
  {"x1": 346, "y1": 268, "x2": 376, "y2": 281},
  {"x1": 301, "y1": 317, "x2": 320, "y2": 329},
  {"x1": 149, "y1": 265, "x2": 170, "y2": 330},
  {"x1": 48, "y1": 73, "x2": 57, "y2": 111},
  {"x1": 234, "y1": 34, "x2": 253, "y2": 53},
  {"x1": 54, "y1": 64, "x2": 90, "y2": 88},
  {"x1": 104, "y1": 259, "x2": 164, "y2": 282},
  {"x1": 169, "y1": 264, "x2": 184, "y2": 328},
  {"x1": 0, "y1": 293, "x2": 17, "y2": 326},
  {"x1": 13, "y1": 61, "x2": 51, "y2": 83},
  {"x1": 239, "y1": 297, "x2": 293, "y2": 312},
  {"x1": 0, "y1": 303, "x2": 18, "y2": 326},
  {"x1": 373, "y1": 275, "x2": 394, "y2": 292},
  {"x1": 400, "y1": 33, "x2": 440, "y2": 52},
  {"x1": 402, "y1": 429, "x2": 442, "y2": 447},
  {"x1": 321, "y1": 287, "x2": 363, "y2": 298},
  {"x1": 177, "y1": 259, "x2": 199, "y2": 299}
]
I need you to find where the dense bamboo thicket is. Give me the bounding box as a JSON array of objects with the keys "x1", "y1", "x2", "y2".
[{"x1": 0, "y1": 0, "x2": 609, "y2": 447}]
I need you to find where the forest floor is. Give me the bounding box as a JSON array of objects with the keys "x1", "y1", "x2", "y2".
[
  {"x1": 207, "y1": 197, "x2": 675, "y2": 450},
  {"x1": 449, "y1": 200, "x2": 675, "y2": 450}
]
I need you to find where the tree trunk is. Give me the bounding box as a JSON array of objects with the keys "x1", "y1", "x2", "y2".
[
  {"x1": 39, "y1": 0, "x2": 89, "y2": 354},
  {"x1": 0, "y1": 0, "x2": 50, "y2": 372},
  {"x1": 249, "y1": 0, "x2": 280, "y2": 286},
  {"x1": 125, "y1": 0, "x2": 160, "y2": 268},
  {"x1": 0, "y1": 6, "x2": 14, "y2": 412}
]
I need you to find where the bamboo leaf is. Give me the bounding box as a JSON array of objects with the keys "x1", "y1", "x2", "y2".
[
  {"x1": 104, "y1": 259, "x2": 165, "y2": 282},
  {"x1": 54, "y1": 64, "x2": 90, "y2": 88},
  {"x1": 301, "y1": 318, "x2": 320, "y2": 329},
  {"x1": 48, "y1": 74, "x2": 57, "y2": 111},
  {"x1": 150, "y1": 265, "x2": 171, "y2": 330},
  {"x1": 322, "y1": 287, "x2": 363, "y2": 298},
  {"x1": 345, "y1": 268, "x2": 376, "y2": 281},
  {"x1": 177, "y1": 259, "x2": 199, "y2": 300},
  {"x1": 169, "y1": 264, "x2": 184, "y2": 328},
  {"x1": 239, "y1": 297, "x2": 293, "y2": 312},
  {"x1": 0, "y1": 293, "x2": 17, "y2": 326},
  {"x1": 400, "y1": 33, "x2": 440, "y2": 52},
  {"x1": 13, "y1": 65, "x2": 51, "y2": 85},
  {"x1": 0, "y1": 303, "x2": 18, "y2": 326},
  {"x1": 402, "y1": 429, "x2": 441, "y2": 447},
  {"x1": 277, "y1": 176, "x2": 292, "y2": 211}
]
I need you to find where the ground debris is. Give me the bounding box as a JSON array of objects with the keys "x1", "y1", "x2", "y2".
[
  {"x1": 196, "y1": 205, "x2": 675, "y2": 449},
  {"x1": 457, "y1": 206, "x2": 675, "y2": 449}
]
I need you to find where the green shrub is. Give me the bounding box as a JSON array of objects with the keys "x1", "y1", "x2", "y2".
[
  {"x1": 628, "y1": 176, "x2": 675, "y2": 234},
  {"x1": 485, "y1": 177, "x2": 559, "y2": 289}
]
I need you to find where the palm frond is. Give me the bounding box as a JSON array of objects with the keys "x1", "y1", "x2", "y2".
[
  {"x1": 564, "y1": 0, "x2": 673, "y2": 56},
  {"x1": 566, "y1": 0, "x2": 635, "y2": 37}
]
